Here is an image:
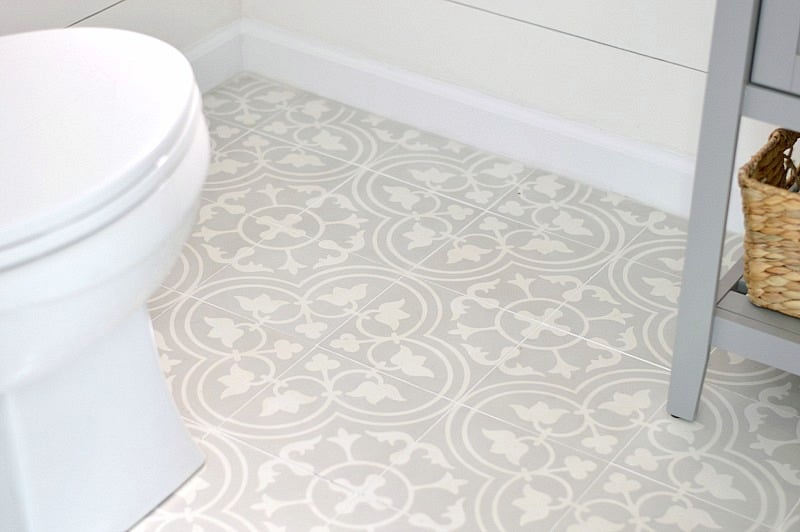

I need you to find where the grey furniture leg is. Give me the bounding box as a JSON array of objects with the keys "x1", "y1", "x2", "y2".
[{"x1": 666, "y1": 0, "x2": 759, "y2": 421}]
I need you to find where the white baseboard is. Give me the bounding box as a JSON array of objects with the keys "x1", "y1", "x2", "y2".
[{"x1": 189, "y1": 19, "x2": 723, "y2": 228}]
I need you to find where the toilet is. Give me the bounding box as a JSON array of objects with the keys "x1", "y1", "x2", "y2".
[{"x1": 0, "y1": 28, "x2": 208, "y2": 531}]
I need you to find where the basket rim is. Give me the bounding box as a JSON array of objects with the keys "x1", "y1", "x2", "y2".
[{"x1": 738, "y1": 128, "x2": 800, "y2": 197}]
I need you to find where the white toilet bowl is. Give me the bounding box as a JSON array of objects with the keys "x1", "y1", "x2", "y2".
[{"x1": 0, "y1": 28, "x2": 209, "y2": 531}]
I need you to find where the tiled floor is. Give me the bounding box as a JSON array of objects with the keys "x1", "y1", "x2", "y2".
[{"x1": 134, "y1": 72, "x2": 800, "y2": 531}]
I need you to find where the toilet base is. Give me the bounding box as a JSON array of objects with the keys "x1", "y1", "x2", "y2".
[{"x1": 0, "y1": 308, "x2": 203, "y2": 532}]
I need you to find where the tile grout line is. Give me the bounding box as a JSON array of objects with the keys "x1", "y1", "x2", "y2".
[{"x1": 607, "y1": 398, "x2": 775, "y2": 530}]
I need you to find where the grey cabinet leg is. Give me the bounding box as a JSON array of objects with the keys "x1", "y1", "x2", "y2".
[{"x1": 666, "y1": 0, "x2": 758, "y2": 421}]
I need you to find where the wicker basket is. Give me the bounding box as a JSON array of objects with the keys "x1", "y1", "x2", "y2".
[{"x1": 739, "y1": 128, "x2": 800, "y2": 318}]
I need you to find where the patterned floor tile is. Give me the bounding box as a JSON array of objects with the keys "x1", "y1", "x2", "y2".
[
  {"x1": 545, "y1": 256, "x2": 679, "y2": 367},
  {"x1": 357, "y1": 404, "x2": 606, "y2": 531},
  {"x1": 463, "y1": 338, "x2": 670, "y2": 460},
  {"x1": 367, "y1": 129, "x2": 531, "y2": 208},
  {"x1": 151, "y1": 298, "x2": 316, "y2": 428},
  {"x1": 206, "y1": 115, "x2": 249, "y2": 153},
  {"x1": 132, "y1": 423, "x2": 342, "y2": 532},
  {"x1": 202, "y1": 72, "x2": 304, "y2": 128},
  {"x1": 256, "y1": 93, "x2": 401, "y2": 167},
  {"x1": 184, "y1": 253, "x2": 399, "y2": 342},
  {"x1": 621, "y1": 223, "x2": 744, "y2": 278},
  {"x1": 617, "y1": 385, "x2": 800, "y2": 528},
  {"x1": 492, "y1": 171, "x2": 654, "y2": 254},
  {"x1": 706, "y1": 347, "x2": 800, "y2": 411},
  {"x1": 137, "y1": 74, "x2": 799, "y2": 532},
  {"x1": 413, "y1": 213, "x2": 611, "y2": 319},
  {"x1": 306, "y1": 169, "x2": 479, "y2": 271},
  {"x1": 556, "y1": 465, "x2": 769, "y2": 532},
  {"x1": 321, "y1": 274, "x2": 528, "y2": 401},
  {"x1": 203, "y1": 132, "x2": 361, "y2": 206},
  {"x1": 219, "y1": 349, "x2": 452, "y2": 475}
]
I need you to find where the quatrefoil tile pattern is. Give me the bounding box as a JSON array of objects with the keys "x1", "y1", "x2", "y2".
[{"x1": 134, "y1": 73, "x2": 800, "y2": 532}]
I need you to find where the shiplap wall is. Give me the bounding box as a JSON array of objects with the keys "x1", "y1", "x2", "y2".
[
  {"x1": 241, "y1": 0, "x2": 715, "y2": 157},
  {"x1": 0, "y1": 0, "x2": 240, "y2": 50}
]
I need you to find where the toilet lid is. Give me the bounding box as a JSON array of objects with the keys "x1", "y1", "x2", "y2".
[{"x1": 0, "y1": 28, "x2": 196, "y2": 257}]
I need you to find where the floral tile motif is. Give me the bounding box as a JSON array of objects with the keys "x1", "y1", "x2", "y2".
[
  {"x1": 463, "y1": 338, "x2": 670, "y2": 460},
  {"x1": 493, "y1": 171, "x2": 663, "y2": 255},
  {"x1": 557, "y1": 466, "x2": 769, "y2": 532},
  {"x1": 184, "y1": 254, "x2": 399, "y2": 342},
  {"x1": 151, "y1": 299, "x2": 315, "y2": 428},
  {"x1": 618, "y1": 384, "x2": 800, "y2": 528},
  {"x1": 219, "y1": 349, "x2": 452, "y2": 473},
  {"x1": 256, "y1": 94, "x2": 401, "y2": 167},
  {"x1": 161, "y1": 199, "x2": 245, "y2": 292},
  {"x1": 621, "y1": 223, "x2": 744, "y2": 278},
  {"x1": 202, "y1": 72, "x2": 304, "y2": 128},
  {"x1": 362, "y1": 405, "x2": 604, "y2": 531},
  {"x1": 706, "y1": 347, "x2": 800, "y2": 411},
  {"x1": 322, "y1": 274, "x2": 529, "y2": 401},
  {"x1": 132, "y1": 422, "x2": 343, "y2": 532},
  {"x1": 544, "y1": 256, "x2": 680, "y2": 367},
  {"x1": 367, "y1": 129, "x2": 531, "y2": 208},
  {"x1": 413, "y1": 213, "x2": 611, "y2": 319},
  {"x1": 307, "y1": 169, "x2": 478, "y2": 271},
  {"x1": 202, "y1": 132, "x2": 360, "y2": 205},
  {"x1": 205, "y1": 115, "x2": 248, "y2": 153}
]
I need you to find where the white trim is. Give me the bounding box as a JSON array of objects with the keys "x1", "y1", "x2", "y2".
[
  {"x1": 191, "y1": 19, "x2": 707, "y2": 224},
  {"x1": 182, "y1": 21, "x2": 243, "y2": 93}
]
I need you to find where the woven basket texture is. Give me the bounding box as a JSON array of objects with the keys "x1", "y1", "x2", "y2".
[{"x1": 739, "y1": 128, "x2": 800, "y2": 318}]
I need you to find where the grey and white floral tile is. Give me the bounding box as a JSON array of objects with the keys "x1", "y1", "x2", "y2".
[
  {"x1": 256, "y1": 94, "x2": 402, "y2": 168},
  {"x1": 491, "y1": 172, "x2": 653, "y2": 255},
  {"x1": 183, "y1": 253, "x2": 399, "y2": 343},
  {"x1": 151, "y1": 298, "x2": 316, "y2": 429},
  {"x1": 202, "y1": 72, "x2": 304, "y2": 128},
  {"x1": 618, "y1": 384, "x2": 800, "y2": 528},
  {"x1": 463, "y1": 338, "x2": 670, "y2": 461},
  {"x1": 367, "y1": 128, "x2": 532, "y2": 208},
  {"x1": 203, "y1": 132, "x2": 361, "y2": 205},
  {"x1": 205, "y1": 115, "x2": 249, "y2": 153},
  {"x1": 620, "y1": 222, "x2": 744, "y2": 278},
  {"x1": 413, "y1": 213, "x2": 612, "y2": 320},
  {"x1": 544, "y1": 256, "x2": 680, "y2": 368},
  {"x1": 322, "y1": 274, "x2": 530, "y2": 401},
  {"x1": 556, "y1": 465, "x2": 770, "y2": 532},
  {"x1": 306, "y1": 169, "x2": 479, "y2": 271},
  {"x1": 365, "y1": 404, "x2": 604, "y2": 531},
  {"x1": 132, "y1": 422, "x2": 344, "y2": 532},
  {"x1": 218, "y1": 349, "x2": 453, "y2": 476},
  {"x1": 705, "y1": 347, "x2": 800, "y2": 412},
  {"x1": 139, "y1": 73, "x2": 800, "y2": 532}
]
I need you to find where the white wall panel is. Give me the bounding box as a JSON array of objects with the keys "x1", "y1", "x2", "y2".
[
  {"x1": 456, "y1": 0, "x2": 715, "y2": 71},
  {"x1": 242, "y1": 0, "x2": 705, "y2": 155},
  {"x1": 0, "y1": 0, "x2": 116, "y2": 35},
  {"x1": 73, "y1": 0, "x2": 240, "y2": 50},
  {"x1": 1, "y1": 0, "x2": 240, "y2": 50}
]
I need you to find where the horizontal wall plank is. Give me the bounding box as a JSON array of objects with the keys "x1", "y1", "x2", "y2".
[
  {"x1": 73, "y1": 0, "x2": 240, "y2": 50},
  {"x1": 454, "y1": 0, "x2": 715, "y2": 71},
  {"x1": 0, "y1": 0, "x2": 116, "y2": 35}
]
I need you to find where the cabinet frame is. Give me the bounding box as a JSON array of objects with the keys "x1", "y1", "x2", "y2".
[{"x1": 667, "y1": 0, "x2": 800, "y2": 421}]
